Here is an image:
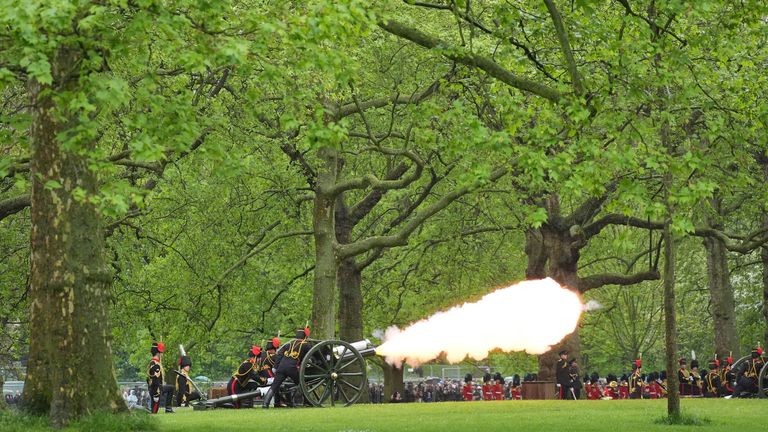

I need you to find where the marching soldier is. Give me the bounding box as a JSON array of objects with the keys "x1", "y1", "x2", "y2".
[
  {"x1": 733, "y1": 347, "x2": 765, "y2": 397},
  {"x1": 262, "y1": 327, "x2": 312, "y2": 409},
  {"x1": 482, "y1": 373, "x2": 493, "y2": 400},
  {"x1": 227, "y1": 346, "x2": 262, "y2": 408},
  {"x1": 629, "y1": 359, "x2": 643, "y2": 399},
  {"x1": 678, "y1": 358, "x2": 692, "y2": 396},
  {"x1": 492, "y1": 373, "x2": 504, "y2": 400},
  {"x1": 462, "y1": 374, "x2": 474, "y2": 401},
  {"x1": 147, "y1": 342, "x2": 175, "y2": 414},
  {"x1": 257, "y1": 337, "x2": 281, "y2": 385},
  {"x1": 555, "y1": 350, "x2": 570, "y2": 400},
  {"x1": 510, "y1": 374, "x2": 522, "y2": 400},
  {"x1": 703, "y1": 359, "x2": 722, "y2": 398},
  {"x1": 175, "y1": 356, "x2": 201, "y2": 407}
]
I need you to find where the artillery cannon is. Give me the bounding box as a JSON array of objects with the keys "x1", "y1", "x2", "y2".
[{"x1": 196, "y1": 339, "x2": 376, "y2": 409}]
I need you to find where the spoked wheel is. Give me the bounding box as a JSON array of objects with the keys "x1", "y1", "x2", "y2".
[
  {"x1": 299, "y1": 340, "x2": 367, "y2": 407},
  {"x1": 758, "y1": 361, "x2": 768, "y2": 399},
  {"x1": 731, "y1": 355, "x2": 751, "y2": 377}
]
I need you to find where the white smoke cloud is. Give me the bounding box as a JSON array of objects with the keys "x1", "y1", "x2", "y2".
[
  {"x1": 584, "y1": 300, "x2": 603, "y2": 312},
  {"x1": 375, "y1": 278, "x2": 583, "y2": 367}
]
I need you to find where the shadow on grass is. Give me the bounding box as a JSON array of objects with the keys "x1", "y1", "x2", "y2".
[{"x1": 654, "y1": 413, "x2": 712, "y2": 427}]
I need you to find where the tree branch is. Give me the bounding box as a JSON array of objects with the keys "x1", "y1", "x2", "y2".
[
  {"x1": 543, "y1": 0, "x2": 584, "y2": 94},
  {"x1": 0, "y1": 194, "x2": 30, "y2": 221},
  {"x1": 578, "y1": 270, "x2": 661, "y2": 293},
  {"x1": 379, "y1": 20, "x2": 563, "y2": 103}
]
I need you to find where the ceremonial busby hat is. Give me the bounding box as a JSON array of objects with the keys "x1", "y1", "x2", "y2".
[
  {"x1": 483, "y1": 373, "x2": 492, "y2": 383},
  {"x1": 659, "y1": 370, "x2": 667, "y2": 381},
  {"x1": 690, "y1": 359, "x2": 699, "y2": 369},
  {"x1": 249, "y1": 345, "x2": 261, "y2": 357},
  {"x1": 178, "y1": 356, "x2": 192, "y2": 368},
  {"x1": 296, "y1": 327, "x2": 310, "y2": 339},
  {"x1": 512, "y1": 374, "x2": 521, "y2": 386},
  {"x1": 494, "y1": 372, "x2": 503, "y2": 382},
  {"x1": 464, "y1": 373, "x2": 472, "y2": 383},
  {"x1": 590, "y1": 372, "x2": 599, "y2": 384},
  {"x1": 620, "y1": 374, "x2": 628, "y2": 383},
  {"x1": 708, "y1": 359, "x2": 718, "y2": 369},
  {"x1": 607, "y1": 373, "x2": 617, "y2": 383},
  {"x1": 151, "y1": 341, "x2": 165, "y2": 355},
  {"x1": 751, "y1": 347, "x2": 762, "y2": 358},
  {"x1": 558, "y1": 350, "x2": 568, "y2": 356},
  {"x1": 266, "y1": 337, "x2": 280, "y2": 350},
  {"x1": 678, "y1": 357, "x2": 687, "y2": 366}
]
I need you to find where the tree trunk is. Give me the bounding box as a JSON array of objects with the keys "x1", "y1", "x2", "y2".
[
  {"x1": 335, "y1": 198, "x2": 364, "y2": 343},
  {"x1": 663, "y1": 192, "x2": 680, "y2": 419},
  {"x1": 22, "y1": 45, "x2": 126, "y2": 427},
  {"x1": 528, "y1": 219, "x2": 583, "y2": 381},
  {"x1": 382, "y1": 362, "x2": 404, "y2": 403},
  {"x1": 311, "y1": 146, "x2": 339, "y2": 340},
  {"x1": 762, "y1": 223, "x2": 768, "y2": 350},
  {"x1": 703, "y1": 199, "x2": 739, "y2": 360}
]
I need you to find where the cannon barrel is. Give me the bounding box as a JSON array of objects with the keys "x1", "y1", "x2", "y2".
[
  {"x1": 196, "y1": 388, "x2": 266, "y2": 410},
  {"x1": 333, "y1": 339, "x2": 378, "y2": 359}
]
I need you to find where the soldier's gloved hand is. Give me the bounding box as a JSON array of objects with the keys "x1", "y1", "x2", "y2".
[
  {"x1": 267, "y1": 378, "x2": 274, "y2": 385},
  {"x1": 153, "y1": 396, "x2": 159, "y2": 403},
  {"x1": 272, "y1": 368, "x2": 277, "y2": 374}
]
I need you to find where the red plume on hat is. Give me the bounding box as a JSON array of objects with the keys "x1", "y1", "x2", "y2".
[
  {"x1": 152, "y1": 341, "x2": 165, "y2": 353},
  {"x1": 634, "y1": 359, "x2": 642, "y2": 368},
  {"x1": 250, "y1": 346, "x2": 261, "y2": 357},
  {"x1": 303, "y1": 327, "x2": 310, "y2": 338},
  {"x1": 272, "y1": 337, "x2": 280, "y2": 347}
]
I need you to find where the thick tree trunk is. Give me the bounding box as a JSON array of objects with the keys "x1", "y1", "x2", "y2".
[
  {"x1": 527, "y1": 216, "x2": 583, "y2": 381},
  {"x1": 703, "y1": 201, "x2": 739, "y2": 360},
  {"x1": 338, "y1": 259, "x2": 363, "y2": 342},
  {"x1": 22, "y1": 46, "x2": 126, "y2": 427},
  {"x1": 382, "y1": 362, "x2": 404, "y2": 403},
  {"x1": 311, "y1": 147, "x2": 339, "y2": 340}
]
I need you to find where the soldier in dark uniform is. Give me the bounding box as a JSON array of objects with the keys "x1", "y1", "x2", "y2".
[
  {"x1": 262, "y1": 327, "x2": 312, "y2": 409},
  {"x1": 175, "y1": 355, "x2": 201, "y2": 407},
  {"x1": 257, "y1": 337, "x2": 281, "y2": 385},
  {"x1": 555, "y1": 350, "x2": 570, "y2": 400},
  {"x1": 719, "y1": 355, "x2": 734, "y2": 396},
  {"x1": 227, "y1": 346, "x2": 262, "y2": 408},
  {"x1": 733, "y1": 347, "x2": 765, "y2": 397},
  {"x1": 629, "y1": 359, "x2": 643, "y2": 399},
  {"x1": 147, "y1": 342, "x2": 175, "y2": 414},
  {"x1": 567, "y1": 359, "x2": 581, "y2": 400},
  {"x1": 690, "y1": 359, "x2": 702, "y2": 396},
  {"x1": 678, "y1": 358, "x2": 692, "y2": 396},
  {"x1": 703, "y1": 359, "x2": 722, "y2": 398}
]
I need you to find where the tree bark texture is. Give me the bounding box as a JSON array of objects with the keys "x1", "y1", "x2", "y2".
[
  {"x1": 663, "y1": 190, "x2": 680, "y2": 419},
  {"x1": 763, "y1": 220, "x2": 768, "y2": 350},
  {"x1": 382, "y1": 361, "x2": 404, "y2": 403},
  {"x1": 703, "y1": 198, "x2": 739, "y2": 360},
  {"x1": 311, "y1": 146, "x2": 339, "y2": 340},
  {"x1": 22, "y1": 46, "x2": 126, "y2": 426}
]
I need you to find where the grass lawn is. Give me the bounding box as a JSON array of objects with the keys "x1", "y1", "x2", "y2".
[{"x1": 155, "y1": 399, "x2": 767, "y2": 432}]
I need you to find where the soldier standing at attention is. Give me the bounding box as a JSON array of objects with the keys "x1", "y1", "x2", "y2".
[
  {"x1": 462, "y1": 374, "x2": 474, "y2": 401},
  {"x1": 567, "y1": 359, "x2": 581, "y2": 400},
  {"x1": 175, "y1": 355, "x2": 201, "y2": 407},
  {"x1": 481, "y1": 373, "x2": 493, "y2": 400},
  {"x1": 629, "y1": 359, "x2": 643, "y2": 399},
  {"x1": 492, "y1": 373, "x2": 504, "y2": 400},
  {"x1": 678, "y1": 358, "x2": 692, "y2": 396},
  {"x1": 147, "y1": 342, "x2": 174, "y2": 414},
  {"x1": 227, "y1": 346, "x2": 261, "y2": 408},
  {"x1": 556, "y1": 350, "x2": 570, "y2": 400},
  {"x1": 689, "y1": 359, "x2": 703, "y2": 396},
  {"x1": 262, "y1": 327, "x2": 312, "y2": 409}
]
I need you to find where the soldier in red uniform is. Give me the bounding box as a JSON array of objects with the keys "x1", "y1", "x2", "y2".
[
  {"x1": 618, "y1": 374, "x2": 629, "y2": 399},
  {"x1": 604, "y1": 380, "x2": 618, "y2": 399},
  {"x1": 492, "y1": 373, "x2": 504, "y2": 400},
  {"x1": 147, "y1": 342, "x2": 174, "y2": 414},
  {"x1": 510, "y1": 374, "x2": 521, "y2": 400},
  {"x1": 462, "y1": 374, "x2": 474, "y2": 401},
  {"x1": 482, "y1": 373, "x2": 493, "y2": 400}
]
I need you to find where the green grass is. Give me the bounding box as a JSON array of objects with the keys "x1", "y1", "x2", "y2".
[
  {"x1": 154, "y1": 399, "x2": 767, "y2": 432},
  {"x1": 2, "y1": 400, "x2": 766, "y2": 431}
]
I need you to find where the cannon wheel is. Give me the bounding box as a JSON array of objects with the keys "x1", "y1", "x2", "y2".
[
  {"x1": 758, "y1": 360, "x2": 768, "y2": 399},
  {"x1": 731, "y1": 355, "x2": 751, "y2": 377},
  {"x1": 299, "y1": 340, "x2": 367, "y2": 407}
]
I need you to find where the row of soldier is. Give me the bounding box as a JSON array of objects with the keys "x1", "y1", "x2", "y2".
[
  {"x1": 146, "y1": 327, "x2": 313, "y2": 413},
  {"x1": 554, "y1": 346, "x2": 766, "y2": 400}
]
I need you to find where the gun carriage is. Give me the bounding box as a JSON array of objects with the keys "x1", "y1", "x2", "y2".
[{"x1": 195, "y1": 339, "x2": 375, "y2": 409}]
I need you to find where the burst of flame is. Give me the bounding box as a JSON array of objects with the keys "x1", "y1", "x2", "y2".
[{"x1": 375, "y1": 278, "x2": 583, "y2": 367}]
